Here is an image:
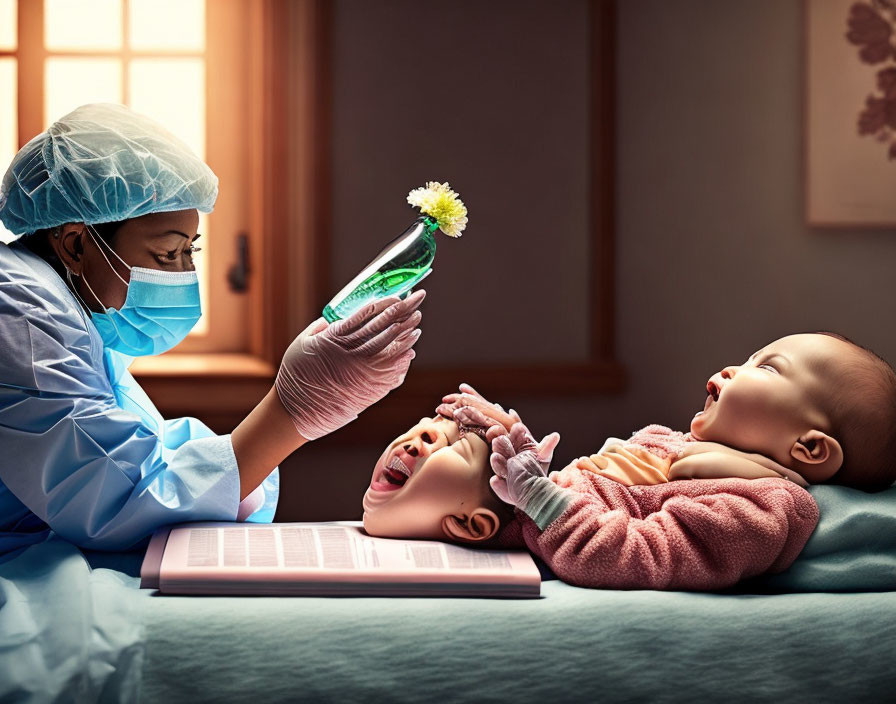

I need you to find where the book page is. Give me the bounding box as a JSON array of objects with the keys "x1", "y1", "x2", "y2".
[{"x1": 182, "y1": 524, "x2": 514, "y2": 572}]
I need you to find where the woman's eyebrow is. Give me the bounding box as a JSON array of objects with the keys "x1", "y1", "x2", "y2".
[{"x1": 151, "y1": 230, "x2": 192, "y2": 239}]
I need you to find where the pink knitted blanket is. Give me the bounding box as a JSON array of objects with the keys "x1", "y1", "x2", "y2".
[
  {"x1": 498, "y1": 429, "x2": 819, "y2": 590},
  {"x1": 624, "y1": 423, "x2": 696, "y2": 459}
]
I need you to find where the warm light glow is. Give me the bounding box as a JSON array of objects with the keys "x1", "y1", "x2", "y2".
[
  {"x1": 130, "y1": 0, "x2": 205, "y2": 51},
  {"x1": 0, "y1": 58, "x2": 15, "y2": 175},
  {"x1": 44, "y1": 0, "x2": 122, "y2": 50},
  {"x1": 129, "y1": 59, "x2": 204, "y2": 157},
  {"x1": 0, "y1": 58, "x2": 15, "y2": 244},
  {"x1": 45, "y1": 58, "x2": 122, "y2": 125},
  {"x1": 0, "y1": 0, "x2": 16, "y2": 50}
]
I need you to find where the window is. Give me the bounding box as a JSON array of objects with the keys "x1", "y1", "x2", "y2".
[
  {"x1": 1, "y1": 0, "x2": 327, "y2": 430},
  {"x1": 3, "y1": 0, "x2": 228, "y2": 342}
]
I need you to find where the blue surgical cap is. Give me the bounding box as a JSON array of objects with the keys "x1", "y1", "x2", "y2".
[{"x1": 0, "y1": 103, "x2": 218, "y2": 236}]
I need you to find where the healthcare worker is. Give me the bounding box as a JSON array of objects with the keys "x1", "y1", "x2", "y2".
[{"x1": 0, "y1": 103, "x2": 424, "y2": 561}]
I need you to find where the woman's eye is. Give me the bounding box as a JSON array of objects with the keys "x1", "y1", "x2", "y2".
[
  {"x1": 154, "y1": 252, "x2": 178, "y2": 265},
  {"x1": 758, "y1": 363, "x2": 777, "y2": 372},
  {"x1": 154, "y1": 246, "x2": 201, "y2": 265}
]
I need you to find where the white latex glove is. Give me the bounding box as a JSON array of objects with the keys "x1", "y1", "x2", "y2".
[
  {"x1": 437, "y1": 383, "x2": 560, "y2": 468},
  {"x1": 449, "y1": 402, "x2": 560, "y2": 475},
  {"x1": 489, "y1": 422, "x2": 569, "y2": 529},
  {"x1": 275, "y1": 290, "x2": 425, "y2": 439},
  {"x1": 436, "y1": 383, "x2": 516, "y2": 433}
]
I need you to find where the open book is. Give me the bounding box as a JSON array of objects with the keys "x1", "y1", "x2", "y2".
[{"x1": 141, "y1": 521, "x2": 541, "y2": 598}]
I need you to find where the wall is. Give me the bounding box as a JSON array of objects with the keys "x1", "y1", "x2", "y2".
[{"x1": 276, "y1": 0, "x2": 896, "y2": 521}]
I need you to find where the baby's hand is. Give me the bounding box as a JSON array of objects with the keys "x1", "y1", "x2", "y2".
[
  {"x1": 574, "y1": 454, "x2": 607, "y2": 473},
  {"x1": 487, "y1": 419, "x2": 559, "y2": 478},
  {"x1": 490, "y1": 423, "x2": 551, "y2": 509},
  {"x1": 436, "y1": 383, "x2": 517, "y2": 434}
]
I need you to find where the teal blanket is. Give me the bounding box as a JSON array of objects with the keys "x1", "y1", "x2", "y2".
[
  {"x1": 2, "y1": 484, "x2": 894, "y2": 703},
  {"x1": 747, "y1": 484, "x2": 896, "y2": 592},
  {"x1": 138, "y1": 583, "x2": 895, "y2": 703}
]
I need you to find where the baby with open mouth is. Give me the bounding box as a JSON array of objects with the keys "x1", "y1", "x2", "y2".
[
  {"x1": 361, "y1": 332, "x2": 896, "y2": 590},
  {"x1": 362, "y1": 412, "x2": 513, "y2": 543},
  {"x1": 358, "y1": 388, "x2": 825, "y2": 590}
]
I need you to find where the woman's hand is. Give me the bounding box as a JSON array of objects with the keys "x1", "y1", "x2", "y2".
[{"x1": 275, "y1": 291, "x2": 425, "y2": 439}]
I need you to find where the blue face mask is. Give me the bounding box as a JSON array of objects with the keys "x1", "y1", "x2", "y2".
[{"x1": 75, "y1": 227, "x2": 202, "y2": 356}]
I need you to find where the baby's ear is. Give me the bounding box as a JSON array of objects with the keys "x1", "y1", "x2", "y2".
[
  {"x1": 790, "y1": 429, "x2": 843, "y2": 482},
  {"x1": 441, "y1": 509, "x2": 500, "y2": 543}
]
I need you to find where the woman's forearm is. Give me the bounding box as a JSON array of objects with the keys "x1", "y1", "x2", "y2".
[{"x1": 232, "y1": 386, "x2": 308, "y2": 500}]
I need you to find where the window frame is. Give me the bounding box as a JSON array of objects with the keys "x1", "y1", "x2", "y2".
[
  {"x1": 6, "y1": 0, "x2": 620, "y2": 434},
  {"x1": 6, "y1": 0, "x2": 300, "y2": 410},
  {"x1": 8, "y1": 0, "x2": 323, "y2": 430},
  {"x1": 144, "y1": 0, "x2": 623, "y2": 437},
  {"x1": 320, "y1": 0, "x2": 624, "y2": 444},
  {"x1": 134, "y1": 0, "x2": 327, "y2": 431}
]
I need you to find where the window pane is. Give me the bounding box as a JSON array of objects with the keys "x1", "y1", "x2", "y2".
[
  {"x1": 0, "y1": 58, "x2": 16, "y2": 244},
  {"x1": 129, "y1": 0, "x2": 204, "y2": 51},
  {"x1": 45, "y1": 0, "x2": 122, "y2": 50},
  {"x1": 0, "y1": 0, "x2": 16, "y2": 50},
  {"x1": 129, "y1": 59, "x2": 204, "y2": 158},
  {"x1": 45, "y1": 58, "x2": 122, "y2": 125}
]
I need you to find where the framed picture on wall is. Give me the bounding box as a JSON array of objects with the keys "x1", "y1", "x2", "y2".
[{"x1": 806, "y1": 0, "x2": 896, "y2": 226}]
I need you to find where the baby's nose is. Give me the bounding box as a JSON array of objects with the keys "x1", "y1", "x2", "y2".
[{"x1": 405, "y1": 429, "x2": 440, "y2": 457}]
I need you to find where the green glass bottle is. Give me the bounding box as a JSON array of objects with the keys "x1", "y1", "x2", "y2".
[{"x1": 322, "y1": 215, "x2": 439, "y2": 323}]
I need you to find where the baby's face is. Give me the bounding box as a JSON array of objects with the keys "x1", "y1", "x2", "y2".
[
  {"x1": 362, "y1": 416, "x2": 492, "y2": 539},
  {"x1": 690, "y1": 333, "x2": 844, "y2": 464}
]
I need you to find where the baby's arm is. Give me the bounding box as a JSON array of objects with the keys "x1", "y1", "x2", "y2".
[
  {"x1": 517, "y1": 472, "x2": 819, "y2": 590},
  {"x1": 574, "y1": 445, "x2": 671, "y2": 486},
  {"x1": 671, "y1": 442, "x2": 808, "y2": 486},
  {"x1": 670, "y1": 452, "x2": 784, "y2": 481}
]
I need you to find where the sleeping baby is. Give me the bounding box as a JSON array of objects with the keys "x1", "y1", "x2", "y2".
[{"x1": 362, "y1": 332, "x2": 896, "y2": 590}]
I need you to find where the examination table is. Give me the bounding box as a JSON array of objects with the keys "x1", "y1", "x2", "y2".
[{"x1": 1, "y1": 484, "x2": 894, "y2": 703}]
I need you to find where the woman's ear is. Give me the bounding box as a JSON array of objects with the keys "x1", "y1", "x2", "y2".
[
  {"x1": 790, "y1": 429, "x2": 843, "y2": 483},
  {"x1": 441, "y1": 508, "x2": 500, "y2": 543},
  {"x1": 49, "y1": 222, "x2": 88, "y2": 274}
]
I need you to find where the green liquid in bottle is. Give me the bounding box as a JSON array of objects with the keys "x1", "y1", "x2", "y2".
[{"x1": 322, "y1": 216, "x2": 439, "y2": 323}]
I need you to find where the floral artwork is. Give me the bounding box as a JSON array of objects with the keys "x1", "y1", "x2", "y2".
[
  {"x1": 806, "y1": 0, "x2": 896, "y2": 225},
  {"x1": 847, "y1": 1, "x2": 896, "y2": 159}
]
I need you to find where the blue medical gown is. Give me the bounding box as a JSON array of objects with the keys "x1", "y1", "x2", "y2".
[{"x1": 0, "y1": 242, "x2": 279, "y2": 561}]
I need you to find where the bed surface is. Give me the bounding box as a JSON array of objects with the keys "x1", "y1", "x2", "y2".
[
  {"x1": 138, "y1": 579, "x2": 896, "y2": 703},
  {"x1": 2, "y1": 483, "x2": 895, "y2": 703}
]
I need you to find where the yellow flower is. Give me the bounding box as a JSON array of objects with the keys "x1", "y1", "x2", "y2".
[{"x1": 406, "y1": 181, "x2": 468, "y2": 237}]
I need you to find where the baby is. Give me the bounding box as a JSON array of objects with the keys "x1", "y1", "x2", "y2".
[{"x1": 362, "y1": 332, "x2": 896, "y2": 590}]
